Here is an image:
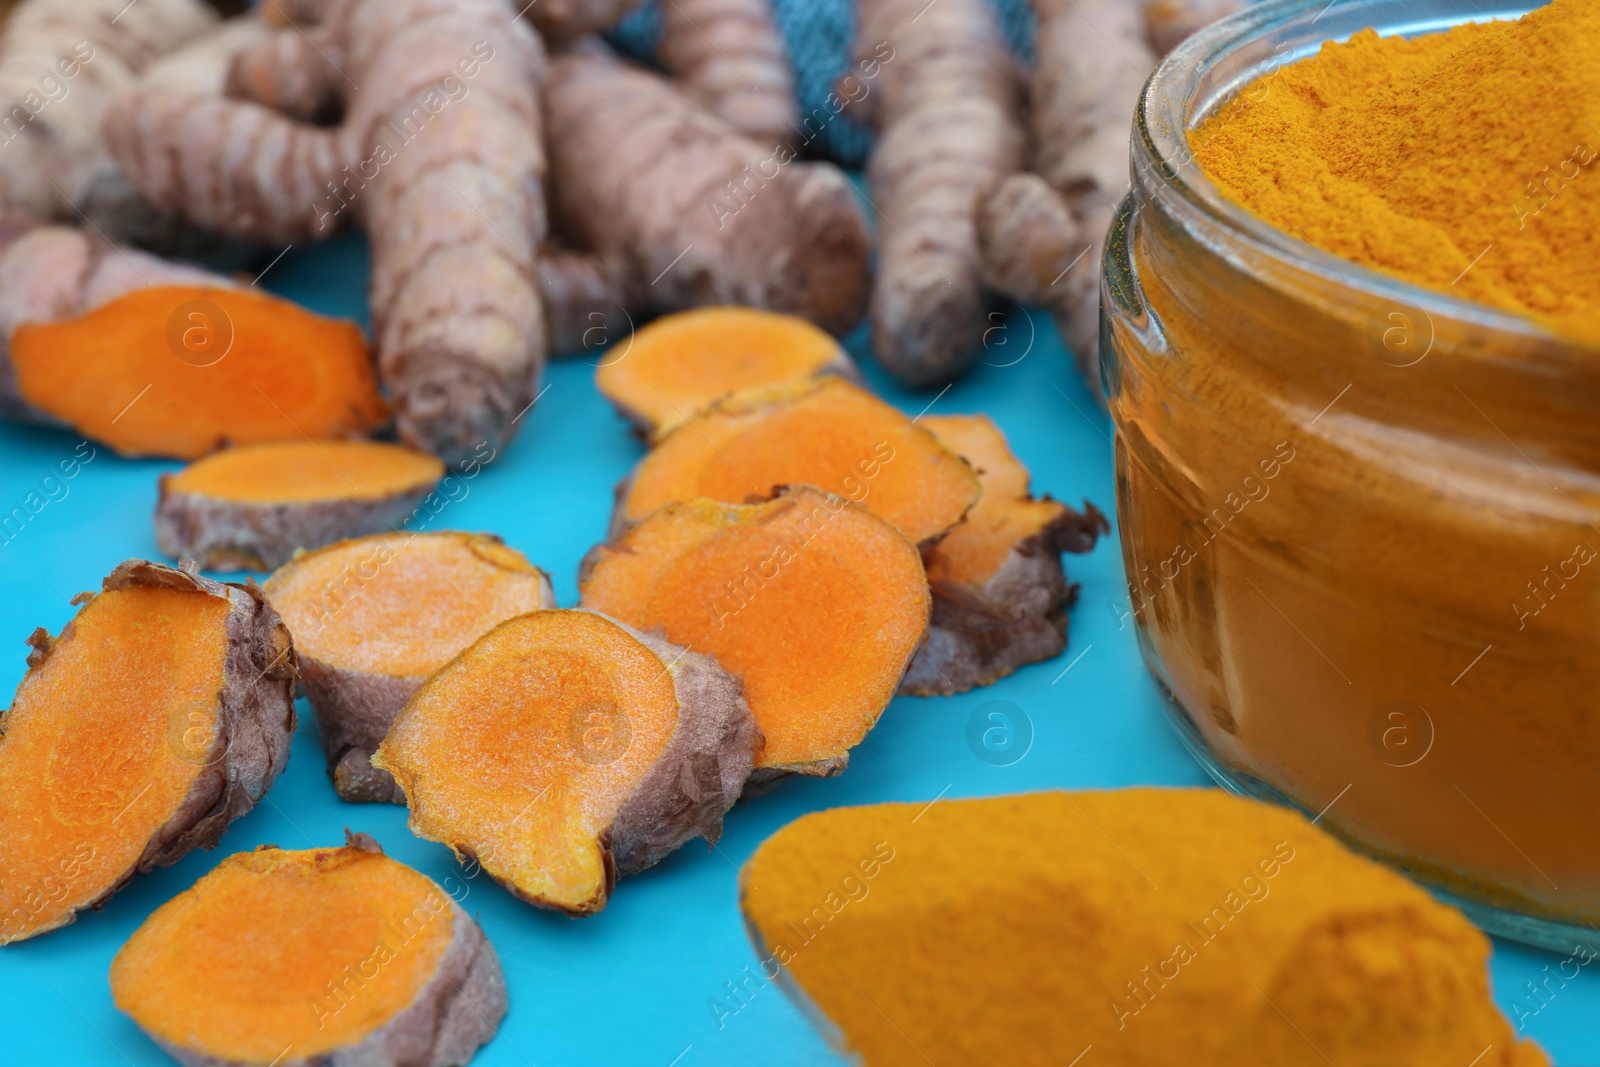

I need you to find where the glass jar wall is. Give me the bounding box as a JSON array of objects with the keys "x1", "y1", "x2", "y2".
[{"x1": 1102, "y1": 0, "x2": 1600, "y2": 952}]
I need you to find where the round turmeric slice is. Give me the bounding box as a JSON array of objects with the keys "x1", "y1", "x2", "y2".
[
  {"x1": 112, "y1": 833, "x2": 506, "y2": 1067},
  {"x1": 581, "y1": 485, "x2": 930, "y2": 782},
  {"x1": 900, "y1": 414, "x2": 1108, "y2": 695},
  {"x1": 157, "y1": 440, "x2": 447, "y2": 571},
  {"x1": 613, "y1": 376, "x2": 981, "y2": 547},
  {"x1": 0, "y1": 559, "x2": 296, "y2": 945},
  {"x1": 595, "y1": 306, "x2": 860, "y2": 438},
  {"x1": 374, "y1": 609, "x2": 760, "y2": 916},
  {"x1": 264, "y1": 531, "x2": 556, "y2": 804},
  {"x1": 6, "y1": 285, "x2": 386, "y2": 459},
  {"x1": 741, "y1": 790, "x2": 1550, "y2": 1067}
]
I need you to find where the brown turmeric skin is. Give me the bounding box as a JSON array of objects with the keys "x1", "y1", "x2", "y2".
[
  {"x1": 157, "y1": 440, "x2": 445, "y2": 570},
  {"x1": 0, "y1": 559, "x2": 295, "y2": 943},
  {"x1": 1192, "y1": 0, "x2": 1600, "y2": 343}
]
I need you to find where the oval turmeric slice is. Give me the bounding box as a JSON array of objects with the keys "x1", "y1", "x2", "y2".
[
  {"x1": 0, "y1": 559, "x2": 296, "y2": 945},
  {"x1": 596, "y1": 306, "x2": 859, "y2": 438},
  {"x1": 157, "y1": 440, "x2": 446, "y2": 571},
  {"x1": 374, "y1": 609, "x2": 760, "y2": 915},
  {"x1": 581, "y1": 485, "x2": 930, "y2": 782},
  {"x1": 613, "y1": 376, "x2": 981, "y2": 547},
  {"x1": 264, "y1": 531, "x2": 556, "y2": 803},
  {"x1": 901, "y1": 414, "x2": 1107, "y2": 695},
  {"x1": 8, "y1": 285, "x2": 386, "y2": 459},
  {"x1": 112, "y1": 834, "x2": 506, "y2": 1067}
]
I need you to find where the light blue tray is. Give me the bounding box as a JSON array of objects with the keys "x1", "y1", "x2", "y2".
[{"x1": 0, "y1": 234, "x2": 1590, "y2": 1064}]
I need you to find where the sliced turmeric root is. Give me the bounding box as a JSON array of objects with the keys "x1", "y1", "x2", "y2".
[
  {"x1": 263, "y1": 532, "x2": 555, "y2": 804},
  {"x1": 0, "y1": 559, "x2": 295, "y2": 944},
  {"x1": 374, "y1": 609, "x2": 760, "y2": 916},
  {"x1": 581, "y1": 485, "x2": 930, "y2": 782},
  {"x1": 595, "y1": 307, "x2": 860, "y2": 439},
  {"x1": 157, "y1": 440, "x2": 446, "y2": 571},
  {"x1": 6, "y1": 285, "x2": 385, "y2": 459},
  {"x1": 613, "y1": 377, "x2": 981, "y2": 548},
  {"x1": 740, "y1": 790, "x2": 1548, "y2": 1067},
  {"x1": 112, "y1": 833, "x2": 506, "y2": 1067},
  {"x1": 900, "y1": 414, "x2": 1107, "y2": 695}
]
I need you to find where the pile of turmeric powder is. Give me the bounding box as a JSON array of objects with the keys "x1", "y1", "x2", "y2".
[
  {"x1": 742, "y1": 790, "x2": 1549, "y2": 1067},
  {"x1": 1192, "y1": 0, "x2": 1600, "y2": 343}
]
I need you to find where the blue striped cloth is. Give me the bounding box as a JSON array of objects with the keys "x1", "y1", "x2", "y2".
[{"x1": 608, "y1": 0, "x2": 1036, "y2": 166}]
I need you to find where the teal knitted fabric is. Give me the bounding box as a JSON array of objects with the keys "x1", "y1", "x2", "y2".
[{"x1": 607, "y1": 0, "x2": 1035, "y2": 166}]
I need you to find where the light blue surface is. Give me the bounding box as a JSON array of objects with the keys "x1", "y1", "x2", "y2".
[{"x1": 0, "y1": 235, "x2": 1593, "y2": 1064}]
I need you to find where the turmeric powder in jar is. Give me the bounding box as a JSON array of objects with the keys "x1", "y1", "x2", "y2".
[{"x1": 1103, "y1": 0, "x2": 1600, "y2": 950}]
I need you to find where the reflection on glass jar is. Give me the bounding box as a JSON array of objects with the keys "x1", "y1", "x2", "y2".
[{"x1": 1102, "y1": 0, "x2": 1600, "y2": 953}]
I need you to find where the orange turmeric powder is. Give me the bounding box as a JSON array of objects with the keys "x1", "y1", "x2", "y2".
[
  {"x1": 1192, "y1": 0, "x2": 1600, "y2": 343},
  {"x1": 742, "y1": 789, "x2": 1548, "y2": 1067}
]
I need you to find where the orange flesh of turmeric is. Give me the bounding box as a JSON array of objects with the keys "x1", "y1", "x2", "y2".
[
  {"x1": 10, "y1": 286, "x2": 386, "y2": 459},
  {"x1": 581, "y1": 487, "x2": 930, "y2": 769},
  {"x1": 620, "y1": 377, "x2": 981, "y2": 546},
  {"x1": 596, "y1": 306, "x2": 849, "y2": 435},
  {"x1": 375, "y1": 611, "x2": 680, "y2": 911},
  {"x1": 920, "y1": 414, "x2": 1068, "y2": 583},
  {"x1": 111, "y1": 844, "x2": 453, "y2": 1062},
  {"x1": 0, "y1": 587, "x2": 230, "y2": 943},
  {"x1": 264, "y1": 533, "x2": 553, "y2": 679},
  {"x1": 166, "y1": 441, "x2": 444, "y2": 504}
]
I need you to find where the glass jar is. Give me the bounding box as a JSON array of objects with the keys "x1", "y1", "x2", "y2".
[{"x1": 1102, "y1": 0, "x2": 1600, "y2": 953}]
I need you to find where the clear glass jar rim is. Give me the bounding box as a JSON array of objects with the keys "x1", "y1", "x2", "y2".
[{"x1": 1137, "y1": 0, "x2": 1561, "y2": 343}]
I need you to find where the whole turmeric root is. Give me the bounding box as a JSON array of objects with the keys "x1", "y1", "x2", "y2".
[
  {"x1": 657, "y1": 0, "x2": 798, "y2": 148},
  {"x1": 1027, "y1": 0, "x2": 1158, "y2": 377},
  {"x1": 0, "y1": 0, "x2": 217, "y2": 242},
  {"x1": 0, "y1": 559, "x2": 296, "y2": 944},
  {"x1": 539, "y1": 243, "x2": 630, "y2": 358},
  {"x1": 113, "y1": 834, "x2": 507, "y2": 1067},
  {"x1": 104, "y1": 0, "x2": 551, "y2": 463},
  {"x1": 979, "y1": 0, "x2": 1239, "y2": 383},
  {"x1": 852, "y1": 0, "x2": 1026, "y2": 386},
  {"x1": 544, "y1": 41, "x2": 872, "y2": 338},
  {"x1": 525, "y1": 0, "x2": 638, "y2": 44}
]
